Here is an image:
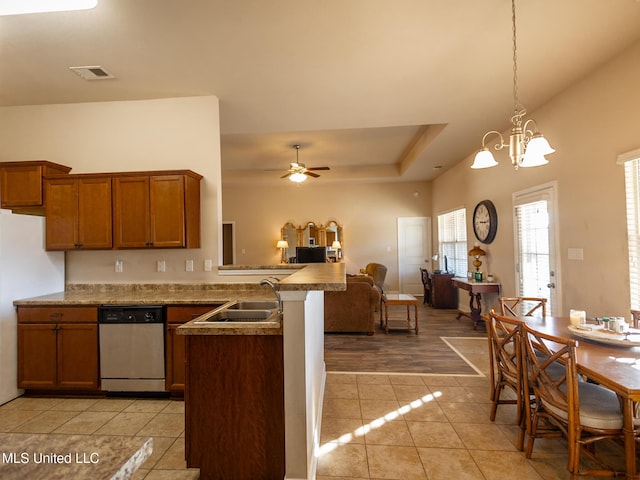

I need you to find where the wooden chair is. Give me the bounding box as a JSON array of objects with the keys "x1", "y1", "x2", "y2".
[
  {"x1": 499, "y1": 297, "x2": 547, "y2": 318},
  {"x1": 486, "y1": 309, "x2": 527, "y2": 450},
  {"x1": 521, "y1": 323, "x2": 627, "y2": 478},
  {"x1": 631, "y1": 310, "x2": 640, "y2": 329},
  {"x1": 420, "y1": 268, "x2": 432, "y2": 305}
]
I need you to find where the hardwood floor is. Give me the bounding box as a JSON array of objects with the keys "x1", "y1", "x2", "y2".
[{"x1": 324, "y1": 302, "x2": 487, "y2": 375}]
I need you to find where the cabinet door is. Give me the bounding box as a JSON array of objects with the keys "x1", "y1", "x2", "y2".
[
  {"x1": 18, "y1": 324, "x2": 58, "y2": 389},
  {"x1": 78, "y1": 177, "x2": 113, "y2": 249},
  {"x1": 166, "y1": 305, "x2": 221, "y2": 393},
  {"x1": 45, "y1": 177, "x2": 79, "y2": 250},
  {"x1": 150, "y1": 175, "x2": 186, "y2": 248},
  {"x1": 113, "y1": 176, "x2": 151, "y2": 248},
  {"x1": 1, "y1": 164, "x2": 44, "y2": 208},
  {"x1": 57, "y1": 324, "x2": 99, "y2": 390}
]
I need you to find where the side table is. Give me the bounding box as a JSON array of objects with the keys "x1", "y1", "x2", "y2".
[
  {"x1": 451, "y1": 278, "x2": 500, "y2": 329},
  {"x1": 381, "y1": 293, "x2": 419, "y2": 334}
]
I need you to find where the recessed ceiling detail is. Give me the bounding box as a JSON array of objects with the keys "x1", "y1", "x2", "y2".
[{"x1": 69, "y1": 66, "x2": 115, "y2": 81}]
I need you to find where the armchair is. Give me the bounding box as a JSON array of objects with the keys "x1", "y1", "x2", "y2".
[{"x1": 364, "y1": 262, "x2": 387, "y2": 293}]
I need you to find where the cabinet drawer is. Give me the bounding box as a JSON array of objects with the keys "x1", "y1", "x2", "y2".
[
  {"x1": 166, "y1": 305, "x2": 223, "y2": 324},
  {"x1": 17, "y1": 306, "x2": 98, "y2": 324}
]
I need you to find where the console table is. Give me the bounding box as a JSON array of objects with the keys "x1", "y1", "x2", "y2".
[{"x1": 451, "y1": 278, "x2": 500, "y2": 329}]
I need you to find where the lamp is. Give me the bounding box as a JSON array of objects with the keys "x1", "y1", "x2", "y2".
[
  {"x1": 331, "y1": 240, "x2": 342, "y2": 260},
  {"x1": 289, "y1": 172, "x2": 307, "y2": 183},
  {"x1": 276, "y1": 240, "x2": 289, "y2": 264},
  {"x1": 468, "y1": 245, "x2": 486, "y2": 281},
  {"x1": 471, "y1": 0, "x2": 555, "y2": 170},
  {"x1": 0, "y1": 0, "x2": 98, "y2": 16}
]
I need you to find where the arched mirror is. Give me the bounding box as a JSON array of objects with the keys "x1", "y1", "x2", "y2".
[
  {"x1": 281, "y1": 222, "x2": 297, "y2": 263},
  {"x1": 324, "y1": 220, "x2": 343, "y2": 261},
  {"x1": 280, "y1": 220, "x2": 343, "y2": 263}
]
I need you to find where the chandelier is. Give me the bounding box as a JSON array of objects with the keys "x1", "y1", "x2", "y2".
[{"x1": 471, "y1": 0, "x2": 555, "y2": 170}]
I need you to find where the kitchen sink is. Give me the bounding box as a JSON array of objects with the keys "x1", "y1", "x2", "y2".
[
  {"x1": 229, "y1": 301, "x2": 279, "y2": 310},
  {"x1": 210, "y1": 309, "x2": 274, "y2": 322}
]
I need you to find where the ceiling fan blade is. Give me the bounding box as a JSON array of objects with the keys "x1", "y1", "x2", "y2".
[
  {"x1": 280, "y1": 172, "x2": 292, "y2": 178},
  {"x1": 305, "y1": 171, "x2": 321, "y2": 178},
  {"x1": 306, "y1": 166, "x2": 330, "y2": 171}
]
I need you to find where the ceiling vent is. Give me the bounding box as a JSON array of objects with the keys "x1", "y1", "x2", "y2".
[{"x1": 69, "y1": 66, "x2": 115, "y2": 80}]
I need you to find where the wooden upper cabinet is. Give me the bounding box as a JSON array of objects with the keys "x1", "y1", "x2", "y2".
[
  {"x1": 0, "y1": 161, "x2": 71, "y2": 215},
  {"x1": 45, "y1": 175, "x2": 113, "y2": 250},
  {"x1": 113, "y1": 171, "x2": 201, "y2": 249}
]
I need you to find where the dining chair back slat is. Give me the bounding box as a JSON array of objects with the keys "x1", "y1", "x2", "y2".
[{"x1": 500, "y1": 297, "x2": 547, "y2": 318}]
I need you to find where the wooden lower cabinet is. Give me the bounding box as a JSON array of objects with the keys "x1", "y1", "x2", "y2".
[
  {"x1": 184, "y1": 334, "x2": 285, "y2": 480},
  {"x1": 165, "y1": 305, "x2": 223, "y2": 395},
  {"x1": 17, "y1": 307, "x2": 99, "y2": 391}
]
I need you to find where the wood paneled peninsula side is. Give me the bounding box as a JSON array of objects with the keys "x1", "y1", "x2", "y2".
[{"x1": 178, "y1": 263, "x2": 346, "y2": 480}]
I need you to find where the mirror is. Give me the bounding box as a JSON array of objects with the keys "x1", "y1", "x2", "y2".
[{"x1": 280, "y1": 220, "x2": 343, "y2": 262}]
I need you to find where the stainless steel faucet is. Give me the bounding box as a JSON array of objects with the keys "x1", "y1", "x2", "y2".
[{"x1": 260, "y1": 277, "x2": 282, "y2": 314}]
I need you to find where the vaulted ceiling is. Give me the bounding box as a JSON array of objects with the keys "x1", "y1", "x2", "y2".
[{"x1": 2, "y1": 0, "x2": 639, "y2": 184}]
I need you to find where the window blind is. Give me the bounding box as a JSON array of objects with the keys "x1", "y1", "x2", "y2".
[
  {"x1": 437, "y1": 208, "x2": 467, "y2": 275},
  {"x1": 624, "y1": 159, "x2": 640, "y2": 310}
]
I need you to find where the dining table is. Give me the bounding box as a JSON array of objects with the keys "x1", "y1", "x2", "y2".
[{"x1": 522, "y1": 316, "x2": 640, "y2": 480}]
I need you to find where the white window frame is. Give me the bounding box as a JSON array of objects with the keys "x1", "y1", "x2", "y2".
[
  {"x1": 619, "y1": 148, "x2": 640, "y2": 310},
  {"x1": 437, "y1": 207, "x2": 467, "y2": 276}
]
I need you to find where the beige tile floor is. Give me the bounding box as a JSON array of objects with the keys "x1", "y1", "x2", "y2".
[{"x1": 0, "y1": 338, "x2": 628, "y2": 480}]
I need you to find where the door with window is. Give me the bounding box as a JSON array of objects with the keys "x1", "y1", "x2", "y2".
[{"x1": 513, "y1": 183, "x2": 561, "y2": 315}]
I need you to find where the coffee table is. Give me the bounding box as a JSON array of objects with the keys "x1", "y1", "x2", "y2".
[{"x1": 381, "y1": 293, "x2": 419, "y2": 334}]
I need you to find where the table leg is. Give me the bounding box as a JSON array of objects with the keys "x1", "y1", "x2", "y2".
[
  {"x1": 622, "y1": 398, "x2": 637, "y2": 479},
  {"x1": 469, "y1": 292, "x2": 483, "y2": 329},
  {"x1": 384, "y1": 303, "x2": 389, "y2": 334},
  {"x1": 414, "y1": 303, "x2": 419, "y2": 335}
]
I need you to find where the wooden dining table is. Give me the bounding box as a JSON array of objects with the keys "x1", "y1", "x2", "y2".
[{"x1": 523, "y1": 316, "x2": 640, "y2": 480}]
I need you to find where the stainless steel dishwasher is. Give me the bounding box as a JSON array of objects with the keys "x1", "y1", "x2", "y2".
[{"x1": 98, "y1": 305, "x2": 165, "y2": 392}]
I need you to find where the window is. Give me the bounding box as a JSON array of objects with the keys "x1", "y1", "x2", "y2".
[
  {"x1": 437, "y1": 208, "x2": 467, "y2": 275},
  {"x1": 623, "y1": 157, "x2": 640, "y2": 310}
]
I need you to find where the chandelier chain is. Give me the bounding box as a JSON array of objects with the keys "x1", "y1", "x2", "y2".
[{"x1": 511, "y1": 0, "x2": 520, "y2": 114}]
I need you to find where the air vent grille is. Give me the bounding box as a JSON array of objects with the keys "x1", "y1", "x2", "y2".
[{"x1": 69, "y1": 66, "x2": 115, "y2": 80}]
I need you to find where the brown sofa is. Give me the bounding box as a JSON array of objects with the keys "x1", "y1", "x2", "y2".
[{"x1": 324, "y1": 275, "x2": 381, "y2": 335}]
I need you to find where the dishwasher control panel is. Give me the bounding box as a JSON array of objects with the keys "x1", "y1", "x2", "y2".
[{"x1": 98, "y1": 305, "x2": 165, "y2": 324}]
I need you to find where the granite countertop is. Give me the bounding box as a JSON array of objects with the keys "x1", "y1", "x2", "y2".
[
  {"x1": 13, "y1": 263, "x2": 346, "y2": 306},
  {"x1": 0, "y1": 433, "x2": 151, "y2": 480}
]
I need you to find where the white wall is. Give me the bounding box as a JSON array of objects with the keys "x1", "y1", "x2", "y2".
[
  {"x1": 432, "y1": 40, "x2": 640, "y2": 318},
  {"x1": 0, "y1": 96, "x2": 223, "y2": 284},
  {"x1": 223, "y1": 181, "x2": 432, "y2": 292}
]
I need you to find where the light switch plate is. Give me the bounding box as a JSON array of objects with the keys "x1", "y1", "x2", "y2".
[
  {"x1": 115, "y1": 260, "x2": 123, "y2": 273},
  {"x1": 186, "y1": 260, "x2": 194, "y2": 272},
  {"x1": 204, "y1": 259, "x2": 213, "y2": 271},
  {"x1": 157, "y1": 260, "x2": 166, "y2": 272}
]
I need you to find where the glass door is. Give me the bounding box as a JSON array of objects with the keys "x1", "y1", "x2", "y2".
[{"x1": 513, "y1": 182, "x2": 561, "y2": 315}]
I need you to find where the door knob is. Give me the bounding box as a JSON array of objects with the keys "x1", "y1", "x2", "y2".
[{"x1": 547, "y1": 283, "x2": 555, "y2": 288}]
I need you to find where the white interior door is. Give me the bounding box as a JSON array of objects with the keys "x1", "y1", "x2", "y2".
[
  {"x1": 398, "y1": 217, "x2": 432, "y2": 295},
  {"x1": 513, "y1": 182, "x2": 561, "y2": 316}
]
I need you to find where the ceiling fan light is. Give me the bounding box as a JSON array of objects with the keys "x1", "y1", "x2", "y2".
[
  {"x1": 289, "y1": 172, "x2": 307, "y2": 183},
  {"x1": 471, "y1": 148, "x2": 499, "y2": 169}
]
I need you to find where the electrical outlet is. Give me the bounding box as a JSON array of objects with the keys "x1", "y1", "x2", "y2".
[
  {"x1": 204, "y1": 259, "x2": 213, "y2": 271},
  {"x1": 115, "y1": 260, "x2": 123, "y2": 273},
  {"x1": 157, "y1": 260, "x2": 166, "y2": 272},
  {"x1": 186, "y1": 259, "x2": 194, "y2": 272}
]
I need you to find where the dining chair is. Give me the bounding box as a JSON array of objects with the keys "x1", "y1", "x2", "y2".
[
  {"x1": 521, "y1": 323, "x2": 626, "y2": 478},
  {"x1": 486, "y1": 309, "x2": 527, "y2": 450},
  {"x1": 631, "y1": 310, "x2": 640, "y2": 329},
  {"x1": 419, "y1": 268, "x2": 432, "y2": 305},
  {"x1": 499, "y1": 296, "x2": 547, "y2": 318}
]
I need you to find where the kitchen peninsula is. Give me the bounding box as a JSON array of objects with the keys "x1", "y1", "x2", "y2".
[{"x1": 13, "y1": 262, "x2": 346, "y2": 480}]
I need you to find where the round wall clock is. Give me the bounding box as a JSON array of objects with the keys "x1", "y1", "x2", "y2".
[{"x1": 472, "y1": 200, "x2": 498, "y2": 244}]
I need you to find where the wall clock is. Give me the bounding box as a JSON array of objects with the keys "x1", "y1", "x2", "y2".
[{"x1": 472, "y1": 200, "x2": 498, "y2": 244}]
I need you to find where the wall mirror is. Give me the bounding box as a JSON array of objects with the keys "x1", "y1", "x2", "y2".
[{"x1": 280, "y1": 220, "x2": 343, "y2": 262}]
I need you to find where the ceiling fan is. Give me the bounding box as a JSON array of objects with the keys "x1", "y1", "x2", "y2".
[{"x1": 281, "y1": 144, "x2": 330, "y2": 182}]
